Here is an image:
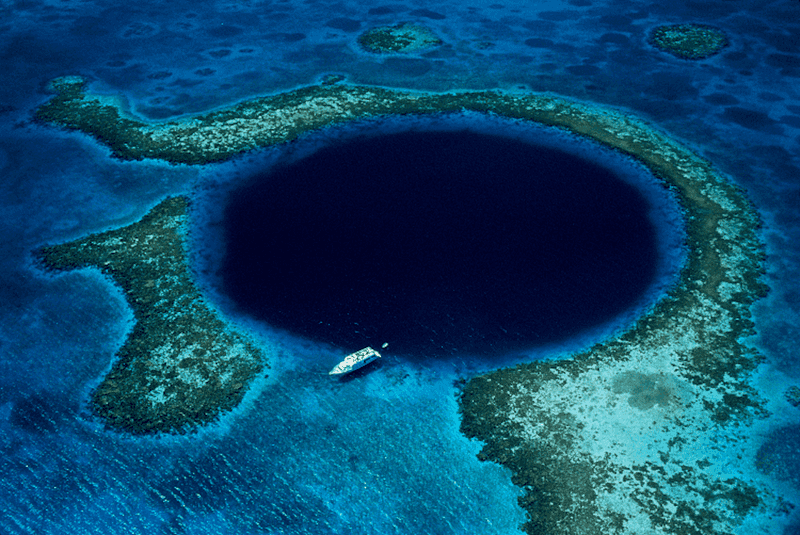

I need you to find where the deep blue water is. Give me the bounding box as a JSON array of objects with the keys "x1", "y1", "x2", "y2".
[
  {"x1": 222, "y1": 127, "x2": 659, "y2": 359},
  {"x1": 1, "y1": 0, "x2": 800, "y2": 534}
]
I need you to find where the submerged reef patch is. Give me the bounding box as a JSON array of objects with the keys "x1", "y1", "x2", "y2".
[
  {"x1": 37, "y1": 197, "x2": 265, "y2": 435},
  {"x1": 357, "y1": 23, "x2": 442, "y2": 53},
  {"x1": 35, "y1": 77, "x2": 781, "y2": 531},
  {"x1": 319, "y1": 73, "x2": 346, "y2": 86},
  {"x1": 649, "y1": 23, "x2": 728, "y2": 60}
]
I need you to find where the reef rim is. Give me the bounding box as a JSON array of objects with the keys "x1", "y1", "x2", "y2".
[{"x1": 33, "y1": 77, "x2": 779, "y2": 533}]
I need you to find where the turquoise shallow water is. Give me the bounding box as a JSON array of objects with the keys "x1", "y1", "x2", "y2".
[{"x1": 1, "y1": 0, "x2": 799, "y2": 533}]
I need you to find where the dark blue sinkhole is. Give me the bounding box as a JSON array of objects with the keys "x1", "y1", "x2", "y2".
[{"x1": 221, "y1": 127, "x2": 663, "y2": 358}]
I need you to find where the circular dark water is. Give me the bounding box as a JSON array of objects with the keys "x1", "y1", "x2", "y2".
[{"x1": 221, "y1": 129, "x2": 659, "y2": 357}]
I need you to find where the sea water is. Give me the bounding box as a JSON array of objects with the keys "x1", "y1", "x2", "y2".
[{"x1": 2, "y1": 0, "x2": 800, "y2": 533}]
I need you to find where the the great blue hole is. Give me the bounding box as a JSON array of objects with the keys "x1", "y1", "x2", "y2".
[{"x1": 221, "y1": 128, "x2": 660, "y2": 358}]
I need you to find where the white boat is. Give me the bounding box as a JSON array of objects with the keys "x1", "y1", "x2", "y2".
[{"x1": 329, "y1": 346, "x2": 382, "y2": 375}]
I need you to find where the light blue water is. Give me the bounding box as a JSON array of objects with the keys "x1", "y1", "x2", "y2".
[{"x1": 2, "y1": 0, "x2": 799, "y2": 533}]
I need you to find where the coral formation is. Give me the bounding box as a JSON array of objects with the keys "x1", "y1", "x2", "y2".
[
  {"x1": 320, "y1": 73, "x2": 345, "y2": 85},
  {"x1": 357, "y1": 23, "x2": 442, "y2": 53},
  {"x1": 37, "y1": 197, "x2": 265, "y2": 435},
  {"x1": 786, "y1": 386, "x2": 800, "y2": 407},
  {"x1": 649, "y1": 23, "x2": 728, "y2": 60},
  {"x1": 35, "y1": 77, "x2": 784, "y2": 531}
]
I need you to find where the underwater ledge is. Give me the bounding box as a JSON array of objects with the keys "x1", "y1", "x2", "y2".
[{"x1": 34, "y1": 76, "x2": 784, "y2": 533}]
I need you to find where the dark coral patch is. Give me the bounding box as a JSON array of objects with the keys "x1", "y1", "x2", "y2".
[
  {"x1": 358, "y1": 23, "x2": 442, "y2": 54},
  {"x1": 765, "y1": 53, "x2": 800, "y2": 69},
  {"x1": 147, "y1": 70, "x2": 172, "y2": 80},
  {"x1": 272, "y1": 32, "x2": 306, "y2": 42},
  {"x1": 320, "y1": 73, "x2": 346, "y2": 85},
  {"x1": 368, "y1": 6, "x2": 397, "y2": 15},
  {"x1": 524, "y1": 37, "x2": 555, "y2": 48},
  {"x1": 408, "y1": 8, "x2": 445, "y2": 20},
  {"x1": 206, "y1": 24, "x2": 243, "y2": 38},
  {"x1": 598, "y1": 32, "x2": 630, "y2": 46},
  {"x1": 10, "y1": 393, "x2": 72, "y2": 434},
  {"x1": 643, "y1": 71, "x2": 699, "y2": 101},
  {"x1": 721, "y1": 106, "x2": 781, "y2": 133},
  {"x1": 208, "y1": 49, "x2": 232, "y2": 58},
  {"x1": 566, "y1": 64, "x2": 602, "y2": 76},
  {"x1": 649, "y1": 23, "x2": 728, "y2": 60},
  {"x1": 120, "y1": 22, "x2": 159, "y2": 39},
  {"x1": 325, "y1": 17, "x2": 362, "y2": 32},
  {"x1": 703, "y1": 92, "x2": 739, "y2": 106},
  {"x1": 779, "y1": 115, "x2": 800, "y2": 129},
  {"x1": 538, "y1": 10, "x2": 579, "y2": 21}
]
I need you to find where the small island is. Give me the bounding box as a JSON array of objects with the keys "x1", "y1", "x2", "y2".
[{"x1": 35, "y1": 76, "x2": 784, "y2": 533}]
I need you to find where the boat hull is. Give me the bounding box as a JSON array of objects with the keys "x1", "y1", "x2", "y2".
[{"x1": 329, "y1": 347, "x2": 382, "y2": 375}]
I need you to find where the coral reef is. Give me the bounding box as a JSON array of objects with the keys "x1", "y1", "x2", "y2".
[
  {"x1": 459, "y1": 103, "x2": 776, "y2": 533},
  {"x1": 649, "y1": 23, "x2": 728, "y2": 60},
  {"x1": 35, "y1": 77, "x2": 784, "y2": 531},
  {"x1": 37, "y1": 197, "x2": 265, "y2": 435},
  {"x1": 786, "y1": 386, "x2": 800, "y2": 407},
  {"x1": 320, "y1": 73, "x2": 346, "y2": 85},
  {"x1": 358, "y1": 23, "x2": 443, "y2": 54}
]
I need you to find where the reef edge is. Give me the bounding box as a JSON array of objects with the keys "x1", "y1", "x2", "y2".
[{"x1": 33, "y1": 77, "x2": 783, "y2": 532}]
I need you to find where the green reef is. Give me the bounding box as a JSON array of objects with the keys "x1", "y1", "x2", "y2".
[
  {"x1": 357, "y1": 23, "x2": 442, "y2": 54},
  {"x1": 37, "y1": 197, "x2": 265, "y2": 435},
  {"x1": 35, "y1": 76, "x2": 786, "y2": 532},
  {"x1": 649, "y1": 23, "x2": 728, "y2": 60}
]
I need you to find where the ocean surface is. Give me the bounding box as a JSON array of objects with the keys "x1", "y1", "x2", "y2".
[
  {"x1": 216, "y1": 120, "x2": 679, "y2": 358},
  {"x1": 1, "y1": 0, "x2": 799, "y2": 534}
]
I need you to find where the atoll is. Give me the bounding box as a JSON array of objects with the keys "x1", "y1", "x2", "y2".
[
  {"x1": 357, "y1": 23, "x2": 442, "y2": 54},
  {"x1": 649, "y1": 23, "x2": 728, "y2": 60},
  {"x1": 35, "y1": 77, "x2": 785, "y2": 532},
  {"x1": 37, "y1": 197, "x2": 265, "y2": 435}
]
